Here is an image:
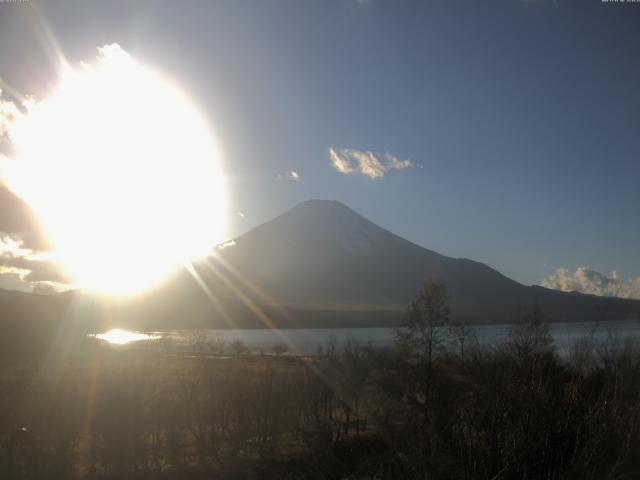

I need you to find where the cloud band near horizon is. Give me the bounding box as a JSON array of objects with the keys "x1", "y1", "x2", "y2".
[{"x1": 541, "y1": 266, "x2": 640, "y2": 300}]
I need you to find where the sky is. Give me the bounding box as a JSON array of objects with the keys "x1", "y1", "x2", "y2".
[{"x1": 0, "y1": 0, "x2": 639, "y2": 295}]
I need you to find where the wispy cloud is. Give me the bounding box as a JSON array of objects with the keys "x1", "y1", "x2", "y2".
[
  {"x1": 328, "y1": 147, "x2": 413, "y2": 179},
  {"x1": 351, "y1": 149, "x2": 385, "y2": 178},
  {"x1": 329, "y1": 148, "x2": 355, "y2": 174},
  {"x1": 286, "y1": 170, "x2": 300, "y2": 181},
  {"x1": 384, "y1": 152, "x2": 413, "y2": 171},
  {"x1": 540, "y1": 267, "x2": 640, "y2": 300},
  {"x1": 276, "y1": 170, "x2": 301, "y2": 182}
]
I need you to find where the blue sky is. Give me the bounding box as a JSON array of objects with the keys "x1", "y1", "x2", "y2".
[{"x1": 0, "y1": 0, "x2": 639, "y2": 289}]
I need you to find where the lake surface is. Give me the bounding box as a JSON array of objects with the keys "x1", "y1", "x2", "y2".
[{"x1": 149, "y1": 320, "x2": 640, "y2": 355}]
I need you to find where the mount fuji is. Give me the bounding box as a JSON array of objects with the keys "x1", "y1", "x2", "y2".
[
  {"x1": 131, "y1": 199, "x2": 640, "y2": 328},
  {"x1": 1, "y1": 200, "x2": 639, "y2": 334}
]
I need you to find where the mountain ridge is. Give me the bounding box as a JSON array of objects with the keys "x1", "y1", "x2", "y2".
[
  {"x1": 1, "y1": 199, "x2": 639, "y2": 332},
  {"x1": 217, "y1": 199, "x2": 520, "y2": 299},
  {"x1": 198, "y1": 199, "x2": 640, "y2": 325}
]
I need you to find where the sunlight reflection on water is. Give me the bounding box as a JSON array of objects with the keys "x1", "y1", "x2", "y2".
[
  {"x1": 92, "y1": 329, "x2": 160, "y2": 345},
  {"x1": 87, "y1": 320, "x2": 640, "y2": 353}
]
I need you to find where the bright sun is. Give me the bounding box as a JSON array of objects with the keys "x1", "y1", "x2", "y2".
[{"x1": 2, "y1": 44, "x2": 226, "y2": 293}]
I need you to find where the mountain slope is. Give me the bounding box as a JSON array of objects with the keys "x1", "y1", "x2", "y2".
[
  {"x1": 216, "y1": 200, "x2": 521, "y2": 306},
  {"x1": 2, "y1": 199, "x2": 639, "y2": 331},
  {"x1": 189, "y1": 199, "x2": 639, "y2": 325}
]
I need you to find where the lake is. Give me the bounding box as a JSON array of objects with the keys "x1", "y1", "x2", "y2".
[{"x1": 140, "y1": 319, "x2": 640, "y2": 355}]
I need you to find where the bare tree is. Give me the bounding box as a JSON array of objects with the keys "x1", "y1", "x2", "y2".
[
  {"x1": 448, "y1": 321, "x2": 473, "y2": 362},
  {"x1": 396, "y1": 280, "x2": 450, "y2": 361},
  {"x1": 211, "y1": 332, "x2": 226, "y2": 356},
  {"x1": 231, "y1": 339, "x2": 249, "y2": 357},
  {"x1": 186, "y1": 330, "x2": 208, "y2": 356},
  {"x1": 395, "y1": 280, "x2": 450, "y2": 405},
  {"x1": 506, "y1": 304, "x2": 554, "y2": 361},
  {"x1": 272, "y1": 343, "x2": 288, "y2": 357}
]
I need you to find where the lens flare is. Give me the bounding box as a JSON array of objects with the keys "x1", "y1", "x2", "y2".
[{"x1": 2, "y1": 44, "x2": 225, "y2": 293}]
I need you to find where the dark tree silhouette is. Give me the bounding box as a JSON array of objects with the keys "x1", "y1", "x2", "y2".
[
  {"x1": 396, "y1": 280, "x2": 450, "y2": 360},
  {"x1": 395, "y1": 279, "x2": 450, "y2": 406}
]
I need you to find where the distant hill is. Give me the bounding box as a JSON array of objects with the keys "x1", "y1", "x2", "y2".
[{"x1": 1, "y1": 200, "x2": 639, "y2": 334}]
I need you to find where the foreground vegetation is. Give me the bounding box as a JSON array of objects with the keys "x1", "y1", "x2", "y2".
[{"x1": 2, "y1": 285, "x2": 640, "y2": 479}]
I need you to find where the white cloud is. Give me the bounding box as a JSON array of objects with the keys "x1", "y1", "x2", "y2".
[
  {"x1": 349, "y1": 149, "x2": 385, "y2": 178},
  {"x1": 0, "y1": 89, "x2": 21, "y2": 139},
  {"x1": 384, "y1": 152, "x2": 413, "y2": 171},
  {"x1": 540, "y1": 267, "x2": 640, "y2": 300},
  {"x1": 329, "y1": 148, "x2": 355, "y2": 175},
  {"x1": 329, "y1": 147, "x2": 413, "y2": 179},
  {"x1": 0, "y1": 234, "x2": 70, "y2": 291},
  {"x1": 0, "y1": 234, "x2": 30, "y2": 257}
]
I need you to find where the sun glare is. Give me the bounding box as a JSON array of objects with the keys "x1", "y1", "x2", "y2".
[
  {"x1": 2, "y1": 44, "x2": 225, "y2": 293},
  {"x1": 94, "y1": 329, "x2": 159, "y2": 345}
]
